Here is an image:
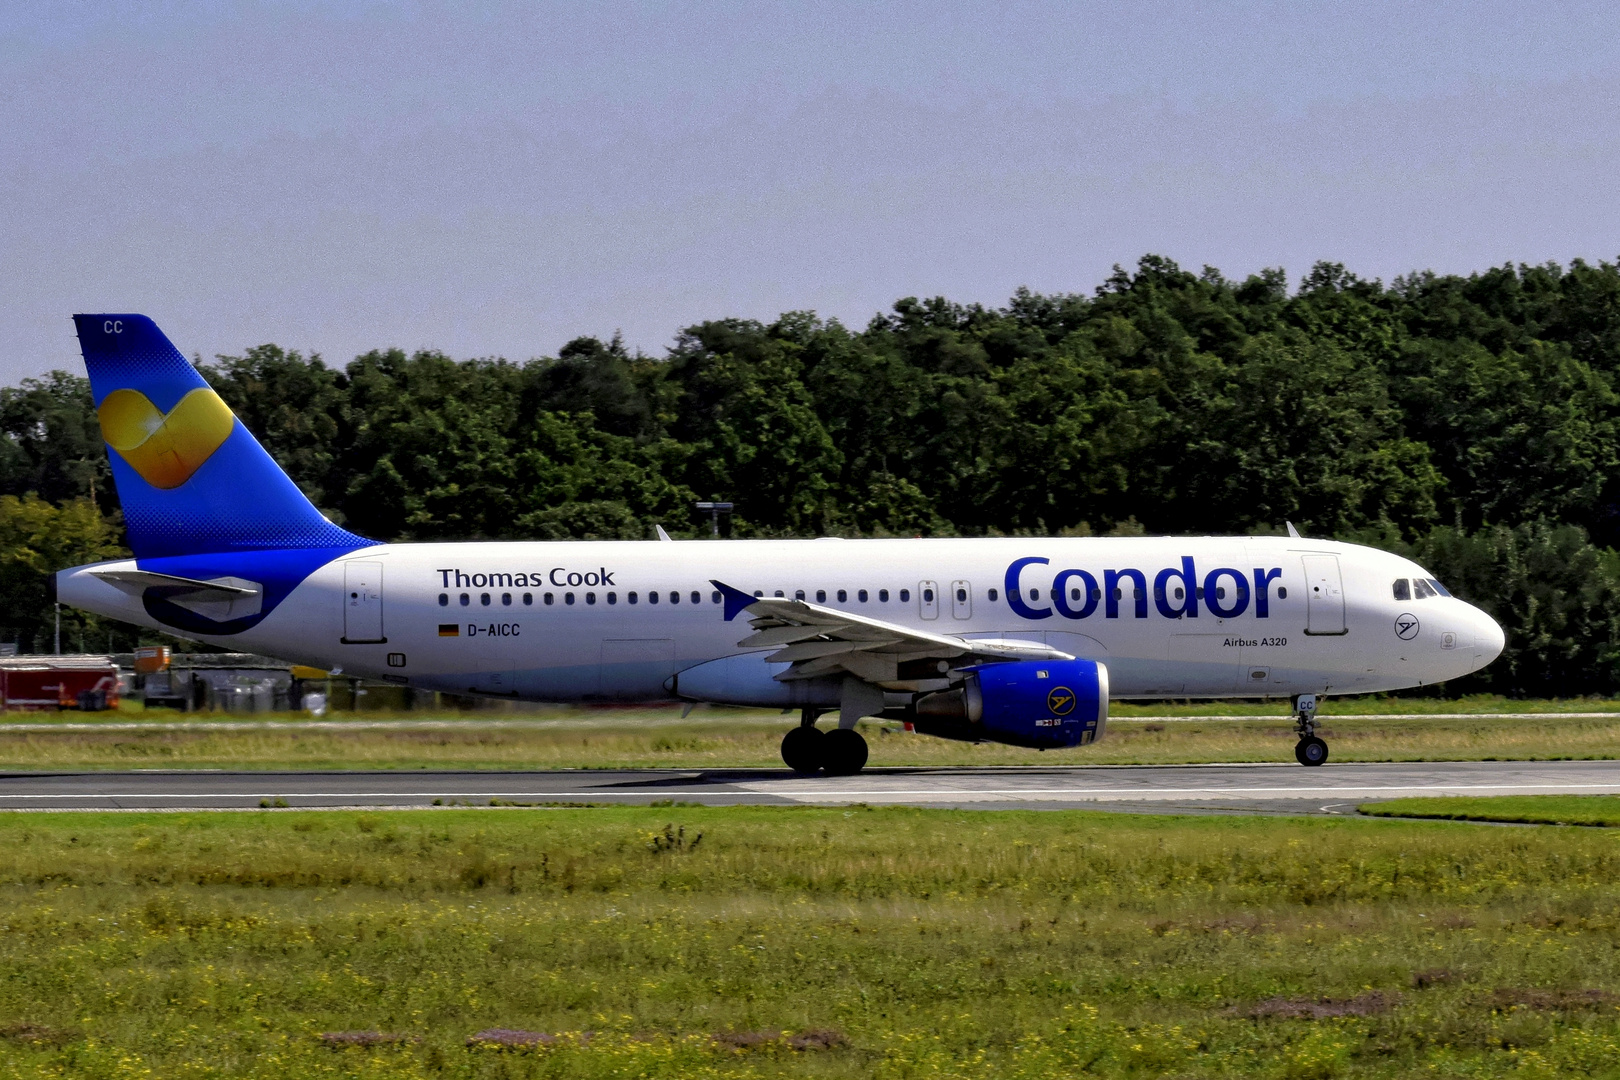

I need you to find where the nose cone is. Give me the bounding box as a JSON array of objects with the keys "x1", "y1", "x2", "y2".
[{"x1": 1473, "y1": 607, "x2": 1506, "y2": 669}]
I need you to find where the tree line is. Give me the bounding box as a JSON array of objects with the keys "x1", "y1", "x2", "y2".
[{"x1": 6, "y1": 255, "x2": 1620, "y2": 697}]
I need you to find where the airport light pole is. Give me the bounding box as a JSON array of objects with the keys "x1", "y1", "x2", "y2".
[{"x1": 694, "y1": 501, "x2": 734, "y2": 538}]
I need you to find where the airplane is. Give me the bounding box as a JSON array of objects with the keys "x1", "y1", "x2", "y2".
[{"x1": 54, "y1": 315, "x2": 1506, "y2": 773}]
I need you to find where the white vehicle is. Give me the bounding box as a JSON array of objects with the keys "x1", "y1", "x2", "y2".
[{"x1": 56, "y1": 315, "x2": 1505, "y2": 773}]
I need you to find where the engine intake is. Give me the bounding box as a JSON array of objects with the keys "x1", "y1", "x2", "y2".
[{"x1": 912, "y1": 658, "x2": 1109, "y2": 749}]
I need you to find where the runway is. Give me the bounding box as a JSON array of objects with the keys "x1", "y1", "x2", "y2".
[{"x1": 1, "y1": 759, "x2": 1617, "y2": 814}]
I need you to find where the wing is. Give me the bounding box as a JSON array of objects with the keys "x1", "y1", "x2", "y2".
[{"x1": 711, "y1": 580, "x2": 1070, "y2": 690}]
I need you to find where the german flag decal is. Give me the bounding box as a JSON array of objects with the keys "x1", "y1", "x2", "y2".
[{"x1": 438, "y1": 624, "x2": 460, "y2": 637}]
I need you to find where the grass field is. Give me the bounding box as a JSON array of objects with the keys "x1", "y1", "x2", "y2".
[
  {"x1": 0, "y1": 703, "x2": 1618, "y2": 771},
  {"x1": 1, "y1": 806, "x2": 1619, "y2": 1078},
  {"x1": 1362, "y1": 795, "x2": 1620, "y2": 827}
]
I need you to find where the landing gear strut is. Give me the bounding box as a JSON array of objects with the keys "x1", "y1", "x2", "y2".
[
  {"x1": 1292, "y1": 694, "x2": 1328, "y2": 767},
  {"x1": 779, "y1": 708, "x2": 869, "y2": 776}
]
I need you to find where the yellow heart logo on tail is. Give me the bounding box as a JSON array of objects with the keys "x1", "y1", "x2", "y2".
[{"x1": 97, "y1": 388, "x2": 235, "y2": 489}]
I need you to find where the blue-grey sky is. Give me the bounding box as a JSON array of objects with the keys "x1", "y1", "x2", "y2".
[{"x1": 4, "y1": 1, "x2": 1619, "y2": 381}]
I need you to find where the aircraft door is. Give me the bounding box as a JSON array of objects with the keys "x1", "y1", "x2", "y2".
[
  {"x1": 343, "y1": 561, "x2": 385, "y2": 643},
  {"x1": 1302, "y1": 555, "x2": 1346, "y2": 635},
  {"x1": 918, "y1": 581, "x2": 939, "y2": 620},
  {"x1": 951, "y1": 580, "x2": 972, "y2": 619}
]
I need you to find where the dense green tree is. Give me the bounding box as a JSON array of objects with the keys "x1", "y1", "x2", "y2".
[{"x1": 9, "y1": 254, "x2": 1620, "y2": 693}]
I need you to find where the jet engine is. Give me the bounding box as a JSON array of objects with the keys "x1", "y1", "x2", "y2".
[{"x1": 911, "y1": 658, "x2": 1109, "y2": 749}]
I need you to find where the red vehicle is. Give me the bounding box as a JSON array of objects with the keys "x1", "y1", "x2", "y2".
[{"x1": 0, "y1": 657, "x2": 120, "y2": 711}]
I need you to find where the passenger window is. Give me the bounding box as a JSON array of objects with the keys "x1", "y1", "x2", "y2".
[
  {"x1": 900, "y1": 588, "x2": 910, "y2": 602},
  {"x1": 837, "y1": 589, "x2": 848, "y2": 602},
  {"x1": 879, "y1": 589, "x2": 889, "y2": 602},
  {"x1": 1216, "y1": 587, "x2": 1226, "y2": 599},
  {"x1": 711, "y1": 591, "x2": 721, "y2": 604},
  {"x1": 923, "y1": 588, "x2": 934, "y2": 602},
  {"x1": 628, "y1": 591, "x2": 638, "y2": 604},
  {"x1": 586, "y1": 592, "x2": 596, "y2": 605},
  {"x1": 460, "y1": 593, "x2": 469, "y2": 606},
  {"x1": 1173, "y1": 587, "x2": 1183, "y2": 600},
  {"x1": 773, "y1": 590, "x2": 783, "y2": 598},
  {"x1": 1277, "y1": 587, "x2": 1287, "y2": 599},
  {"x1": 1091, "y1": 588, "x2": 1101, "y2": 601},
  {"x1": 1429, "y1": 579, "x2": 1452, "y2": 597},
  {"x1": 956, "y1": 587, "x2": 966, "y2": 602},
  {"x1": 691, "y1": 591, "x2": 701, "y2": 604},
  {"x1": 649, "y1": 591, "x2": 659, "y2": 604},
  {"x1": 439, "y1": 593, "x2": 448, "y2": 606},
  {"x1": 816, "y1": 589, "x2": 826, "y2": 602},
  {"x1": 795, "y1": 590, "x2": 805, "y2": 600},
  {"x1": 670, "y1": 591, "x2": 680, "y2": 604},
  {"x1": 522, "y1": 593, "x2": 532, "y2": 605},
  {"x1": 858, "y1": 589, "x2": 869, "y2": 602},
  {"x1": 988, "y1": 588, "x2": 999, "y2": 601},
  {"x1": 502, "y1": 593, "x2": 512, "y2": 606},
  {"x1": 1392, "y1": 579, "x2": 1411, "y2": 601},
  {"x1": 565, "y1": 593, "x2": 575, "y2": 605},
  {"x1": 607, "y1": 592, "x2": 617, "y2": 604},
  {"x1": 1413, "y1": 579, "x2": 1437, "y2": 599},
  {"x1": 544, "y1": 592, "x2": 554, "y2": 605},
  {"x1": 480, "y1": 592, "x2": 491, "y2": 606},
  {"x1": 1070, "y1": 588, "x2": 1081, "y2": 601}
]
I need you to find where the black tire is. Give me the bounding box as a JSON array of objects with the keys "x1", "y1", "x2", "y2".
[
  {"x1": 1295, "y1": 736, "x2": 1329, "y2": 767},
  {"x1": 781, "y1": 726, "x2": 825, "y2": 774},
  {"x1": 821, "y1": 728, "x2": 869, "y2": 776}
]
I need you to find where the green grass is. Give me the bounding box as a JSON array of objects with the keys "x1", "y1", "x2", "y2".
[
  {"x1": 2, "y1": 807, "x2": 1620, "y2": 1077},
  {"x1": 1, "y1": 706, "x2": 1619, "y2": 770},
  {"x1": 1361, "y1": 795, "x2": 1620, "y2": 827}
]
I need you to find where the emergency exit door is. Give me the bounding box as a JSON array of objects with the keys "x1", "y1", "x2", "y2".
[
  {"x1": 1301, "y1": 555, "x2": 1346, "y2": 635},
  {"x1": 343, "y1": 561, "x2": 386, "y2": 643}
]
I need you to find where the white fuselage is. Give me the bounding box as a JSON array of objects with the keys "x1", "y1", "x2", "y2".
[{"x1": 59, "y1": 536, "x2": 1504, "y2": 703}]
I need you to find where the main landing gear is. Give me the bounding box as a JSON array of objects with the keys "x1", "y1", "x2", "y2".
[
  {"x1": 1292, "y1": 694, "x2": 1328, "y2": 767},
  {"x1": 781, "y1": 709, "x2": 869, "y2": 776}
]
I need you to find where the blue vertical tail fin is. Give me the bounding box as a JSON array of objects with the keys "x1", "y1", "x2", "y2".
[{"x1": 72, "y1": 314, "x2": 371, "y2": 559}]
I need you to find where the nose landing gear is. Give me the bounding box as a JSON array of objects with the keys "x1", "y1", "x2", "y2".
[
  {"x1": 780, "y1": 708, "x2": 869, "y2": 775},
  {"x1": 1292, "y1": 694, "x2": 1328, "y2": 766}
]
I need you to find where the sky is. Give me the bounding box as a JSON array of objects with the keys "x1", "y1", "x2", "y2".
[{"x1": 3, "y1": 0, "x2": 1620, "y2": 381}]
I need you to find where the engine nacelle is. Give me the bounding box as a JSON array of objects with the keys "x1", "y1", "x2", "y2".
[{"x1": 912, "y1": 659, "x2": 1109, "y2": 749}]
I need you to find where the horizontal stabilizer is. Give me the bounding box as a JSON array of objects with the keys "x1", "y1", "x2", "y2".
[
  {"x1": 91, "y1": 569, "x2": 258, "y2": 598},
  {"x1": 90, "y1": 568, "x2": 264, "y2": 622}
]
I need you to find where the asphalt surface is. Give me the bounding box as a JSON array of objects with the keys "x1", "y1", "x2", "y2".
[{"x1": 1, "y1": 759, "x2": 1617, "y2": 814}]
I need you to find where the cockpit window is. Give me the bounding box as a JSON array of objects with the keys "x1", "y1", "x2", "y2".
[
  {"x1": 1392, "y1": 578, "x2": 1411, "y2": 601},
  {"x1": 1412, "y1": 578, "x2": 1438, "y2": 599},
  {"x1": 1429, "y1": 579, "x2": 1452, "y2": 597}
]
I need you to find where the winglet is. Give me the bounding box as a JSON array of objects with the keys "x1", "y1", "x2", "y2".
[
  {"x1": 1286, "y1": 521, "x2": 1302, "y2": 539},
  {"x1": 711, "y1": 579, "x2": 757, "y2": 622}
]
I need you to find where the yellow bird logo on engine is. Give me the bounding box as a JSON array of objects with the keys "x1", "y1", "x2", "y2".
[
  {"x1": 97, "y1": 387, "x2": 235, "y2": 489},
  {"x1": 1046, "y1": 686, "x2": 1076, "y2": 716}
]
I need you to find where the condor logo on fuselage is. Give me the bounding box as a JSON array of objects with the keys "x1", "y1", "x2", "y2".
[{"x1": 1005, "y1": 557, "x2": 1285, "y2": 621}]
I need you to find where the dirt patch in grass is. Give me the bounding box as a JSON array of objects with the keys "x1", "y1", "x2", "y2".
[
  {"x1": 316, "y1": 1030, "x2": 419, "y2": 1048},
  {"x1": 0, "y1": 1022, "x2": 75, "y2": 1047},
  {"x1": 1412, "y1": 968, "x2": 1463, "y2": 988},
  {"x1": 1488, "y1": 988, "x2": 1620, "y2": 1011},
  {"x1": 1240, "y1": 991, "x2": 1401, "y2": 1019},
  {"x1": 711, "y1": 1028, "x2": 849, "y2": 1053}
]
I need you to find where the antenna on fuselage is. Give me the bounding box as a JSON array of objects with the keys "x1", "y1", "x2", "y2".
[
  {"x1": 655, "y1": 524, "x2": 673, "y2": 542},
  {"x1": 1286, "y1": 521, "x2": 1302, "y2": 539}
]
